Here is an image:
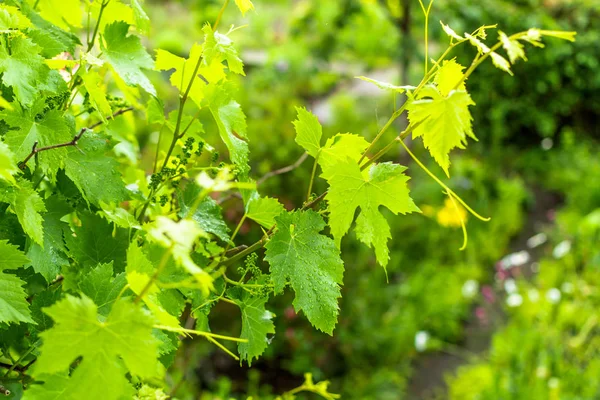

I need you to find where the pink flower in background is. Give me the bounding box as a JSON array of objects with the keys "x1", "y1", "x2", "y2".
[
  {"x1": 482, "y1": 285, "x2": 495, "y2": 304},
  {"x1": 475, "y1": 307, "x2": 488, "y2": 325}
]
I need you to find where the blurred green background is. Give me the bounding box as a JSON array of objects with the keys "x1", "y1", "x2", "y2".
[{"x1": 137, "y1": 0, "x2": 600, "y2": 398}]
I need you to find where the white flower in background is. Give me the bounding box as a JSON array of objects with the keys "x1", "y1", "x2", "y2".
[
  {"x1": 548, "y1": 377, "x2": 560, "y2": 389},
  {"x1": 527, "y1": 233, "x2": 548, "y2": 248},
  {"x1": 504, "y1": 279, "x2": 518, "y2": 294},
  {"x1": 414, "y1": 331, "x2": 429, "y2": 352},
  {"x1": 541, "y1": 137, "x2": 554, "y2": 151},
  {"x1": 553, "y1": 240, "x2": 571, "y2": 259},
  {"x1": 461, "y1": 280, "x2": 479, "y2": 299},
  {"x1": 561, "y1": 282, "x2": 574, "y2": 294},
  {"x1": 528, "y1": 289, "x2": 540, "y2": 302},
  {"x1": 506, "y1": 293, "x2": 523, "y2": 307},
  {"x1": 546, "y1": 288, "x2": 562, "y2": 304},
  {"x1": 499, "y1": 251, "x2": 530, "y2": 269}
]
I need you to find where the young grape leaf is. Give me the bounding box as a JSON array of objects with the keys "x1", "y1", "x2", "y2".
[
  {"x1": 31, "y1": 295, "x2": 160, "y2": 400},
  {"x1": 101, "y1": 21, "x2": 156, "y2": 96},
  {"x1": 433, "y1": 59, "x2": 466, "y2": 96},
  {"x1": 79, "y1": 262, "x2": 127, "y2": 316},
  {"x1": 490, "y1": 52, "x2": 513, "y2": 75},
  {"x1": 235, "y1": 0, "x2": 255, "y2": 16},
  {"x1": 63, "y1": 131, "x2": 129, "y2": 206},
  {"x1": 0, "y1": 5, "x2": 31, "y2": 30},
  {"x1": 177, "y1": 183, "x2": 230, "y2": 242},
  {"x1": 147, "y1": 217, "x2": 213, "y2": 295},
  {"x1": 231, "y1": 289, "x2": 275, "y2": 365},
  {"x1": 356, "y1": 76, "x2": 416, "y2": 93},
  {"x1": 499, "y1": 31, "x2": 526, "y2": 64},
  {"x1": 0, "y1": 271, "x2": 34, "y2": 324},
  {"x1": 2, "y1": 105, "x2": 74, "y2": 180},
  {"x1": 64, "y1": 212, "x2": 128, "y2": 272},
  {"x1": 245, "y1": 193, "x2": 285, "y2": 228},
  {"x1": 0, "y1": 179, "x2": 46, "y2": 246},
  {"x1": 131, "y1": 0, "x2": 150, "y2": 35},
  {"x1": 202, "y1": 25, "x2": 244, "y2": 75},
  {"x1": 0, "y1": 240, "x2": 29, "y2": 270},
  {"x1": 407, "y1": 85, "x2": 476, "y2": 176},
  {"x1": 27, "y1": 196, "x2": 71, "y2": 282},
  {"x1": 319, "y1": 133, "x2": 369, "y2": 171},
  {"x1": 293, "y1": 107, "x2": 322, "y2": 158},
  {"x1": 265, "y1": 210, "x2": 344, "y2": 334},
  {"x1": 323, "y1": 159, "x2": 420, "y2": 268}
]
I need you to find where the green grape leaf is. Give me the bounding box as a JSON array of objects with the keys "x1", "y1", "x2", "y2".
[
  {"x1": 0, "y1": 179, "x2": 46, "y2": 246},
  {"x1": 29, "y1": 289, "x2": 62, "y2": 336},
  {"x1": 27, "y1": 196, "x2": 71, "y2": 282},
  {"x1": 21, "y1": 373, "x2": 70, "y2": 400},
  {"x1": 235, "y1": 0, "x2": 255, "y2": 16},
  {"x1": 31, "y1": 295, "x2": 159, "y2": 400},
  {"x1": 323, "y1": 159, "x2": 419, "y2": 268},
  {"x1": 101, "y1": 21, "x2": 156, "y2": 96},
  {"x1": 499, "y1": 31, "x2": 526, "y2": 64},
  {"x1": 407, "y1": 85, "x2": 476, "y2": 176},
  {"x1": 202, "y1": 25, "x2": 244, "y2": 75},
  {"x1": 265, "y1": 210, "x2": 344, "y2": 334},
  {"x1": 319, "y1": 133, "x2": 369, "y2": 171},
  {"x1": 2, "y1": 105, "x2": 74, "y2": 180},
  {"x1": 232, "y1": 290, "x2": 275, "y2": 365},
  {"x1": 0, "y1": 141, "x2": 18, "y2": 185},
  {"x1": 81, "y1": 70, "x2": 112, "y2": 120},
  {"x1": 207, "y1": 83, "x2": 251, "y2": 179},
  {"x1": 245, "y1": 193, "x2": 285, "y2": 228},
  {"x1": 177, "y1": 184, "x2": 230, "y2": 242},
  {"x1": 293, "y1": 107, "x2": 322, "y2": 158},
  {"x1": 37, "y1": 0, "x2": 82, "y2": 29},
  {"x1": 25, "y1": 7, "x2": 81, "y2": 58},
  {"x1": 0, "y1": 240, "x2": 29, "y2": 270},
  {"x1": 79, "y1": 262, "x2": 127, "y2": 316},
  {"x1": 0, "y1": 271, "x2": 34, "y2": 324},
  {"x1": 0, "y1": 36, "x2": 64, "y2": 106},
  {"x1": 64, "y1": 212, "x2": 128, "y2": 272},
  {"x1": 63, "y1": 131, "x2": 129, "y2": 206}
]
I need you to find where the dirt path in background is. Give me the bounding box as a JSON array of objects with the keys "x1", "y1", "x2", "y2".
[{"x1": 407, "y1": 186, "x2": 562, "y2": 399}]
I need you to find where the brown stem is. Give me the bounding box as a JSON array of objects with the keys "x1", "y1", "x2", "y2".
[{"x1": 17, "y1": 107, "x2": 134, "y2": 170}]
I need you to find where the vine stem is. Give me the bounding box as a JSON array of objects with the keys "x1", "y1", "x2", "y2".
[
  {"x1": 398, "y1": 139, "x2": 490, "y2": 221},
  {"x1": 3, "y1": 340, "x2": 40, "y2": 377},
  {"x1": 213, "y1": 0, "x2": 230, "y2": 32},
  {"x1": 417, "y1": 0, "x2": 434, "y2": 75},
  {"x1": 134, "y1": 248, "x2": 172, "y2": 303},
  {"x1": 306, "y1": 152, "x2": 320, "y2": 201},
  {"x1": 88, "y1": 0, "x2": 110, "y2": 52},
  {"x1": 17, "y1": 107, "x2": 133, "y2": 170}
]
